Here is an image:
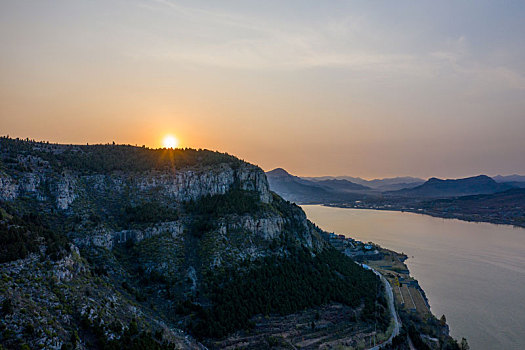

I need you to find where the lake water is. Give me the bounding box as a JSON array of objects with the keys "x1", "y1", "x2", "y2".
[{"x1": 302, "y1": 205, "x2": 525, "y2": 350}]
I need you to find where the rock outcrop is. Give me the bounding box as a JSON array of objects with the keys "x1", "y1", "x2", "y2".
[
  {"x1": 0, "y1": 161, "x2": 271, "y2": 210},
  {"x1": 0, "y1": 138, "x2": 329, "y2": 349}
]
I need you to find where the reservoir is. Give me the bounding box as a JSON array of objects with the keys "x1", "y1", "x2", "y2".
[{"x1": 302, "y1": 205, "x2": 525, "y2": 350}]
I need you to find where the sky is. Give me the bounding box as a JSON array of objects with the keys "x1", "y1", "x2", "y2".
[{"x1": 1, "y1": 1, "x2": 525, "y2": 179}]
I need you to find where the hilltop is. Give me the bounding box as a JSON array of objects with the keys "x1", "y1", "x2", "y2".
[
  {"x1": 266, "y1": 168, "x2": 372, "y2": 204},
  {"x1": 418, "y1": 188, "x2": 525, "y2": 227},
  {"x1": 304, "y1": 175, "x2": 425, "y2": 191},
  {"x1": 266, "y1": 167, "x2": 525, "y2": 228},
  {"x1": 0, "y1": 138, "x2": 394, "y2": 349},
  {"x1": 388, "y1": 175, "x2": 514, "y2": 198}
]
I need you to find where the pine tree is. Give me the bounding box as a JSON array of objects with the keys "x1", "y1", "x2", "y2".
[
  {"x1": 440, "y1": 314, "x2": 447, "y2": 326},
  {"x1": 460, "y1": 338, "x2": 470, "y2": 350}
]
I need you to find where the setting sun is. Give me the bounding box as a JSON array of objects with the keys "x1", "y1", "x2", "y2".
[{"x1": 162, "y1": 135, "x2": 179, "y2": 149}]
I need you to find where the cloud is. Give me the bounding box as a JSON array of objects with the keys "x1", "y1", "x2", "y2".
[
  {"x1": 135, "y1": 1, "x2": 525, "y2": 91},
  {"x1": 135, "y1": 0, "x2": 424, "y2": 75},
  {"x1": 430, "y1": 36, "x2": 525, "y2": 91}
]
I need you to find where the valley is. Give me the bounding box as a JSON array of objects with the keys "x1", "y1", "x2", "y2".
[{"x1": 268, "y1": 168, "x2": 525, "y2": 228}]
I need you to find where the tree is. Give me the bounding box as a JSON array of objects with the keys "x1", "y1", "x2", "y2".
[
  {"x1": 460, "y1": 338, "x2": 470, "y2": 350},
  {"x1": 71, "y1": 330, "x2": 80, "y2": 347},
  {"x1": 440, "y1": 314, "x2": 447, "y2": 326},
  {"x1": 128, "y1": 319, "x2": 139, "y2": 336},
  {"x1": 1, "y1": 298, "x2": 13, "y2": 315}
]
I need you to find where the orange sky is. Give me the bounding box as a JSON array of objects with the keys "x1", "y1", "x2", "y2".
[{"x1": 1, "y1": 1, "x2": 525, "y2": 179}]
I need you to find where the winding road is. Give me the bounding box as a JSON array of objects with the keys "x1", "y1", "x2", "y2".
[{"x1": 365, "y1": 266, "x2": 401, "y2": 350}]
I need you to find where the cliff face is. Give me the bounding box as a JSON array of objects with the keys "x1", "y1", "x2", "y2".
[
  {"x1": 0, "y1": 139, "x2": 327, "y2": 269},
  {"x1": 0, "y1": 139, "x2": 330, "y2": 349},
  {"x1": 0, "y1": 145, "x2": 302, "y2": 257},
  {"x1": 0, "y1": 173, "x2": 18, "y2": 200},
  {"x1": 0, "y1": 241, "x2": 202, "y2": 350},
  {"x1": 0, "y1": 160, "x2": 271, "y2": 210},
  {"x1": 0, "y1": 139, "x2": 464, "y2": 350}
]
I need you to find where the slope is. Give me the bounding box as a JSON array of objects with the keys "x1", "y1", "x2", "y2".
[
  {"x1": 389, "y1": 175, "x2": 514, "y2": 198},
  {"x1": 266, "y1": 168, "x2": 371, "y2": 203},
  {"x1": 0, "y1": 137, "x2": 389, "y2": 349}
]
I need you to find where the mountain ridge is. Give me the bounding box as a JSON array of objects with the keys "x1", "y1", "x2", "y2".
[
  {"x1": 493, "y1": 174, "x2": 525, "y2": 183},
  {"x1": 389, "y1": 174, "x2": 514, "y2": 198},
  {"x1": 0, "y1": 137, "x2": 392, "y2": 349},
  {"x1": 415, "y1": 188, "x2": 525, "y2": 227},
  {"x1": 303, "y1": 175, "x2": 425, "y2": 190},
  {"x1": 265, "y1": 167, "x2": 369, "y2": 204}
]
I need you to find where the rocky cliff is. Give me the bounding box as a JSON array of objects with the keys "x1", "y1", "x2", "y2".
[
  {"x1": 0, "y1": 138, "x2": 335, "y2": 349},
  {"x1": 0, "y1": 139, "x2": 321, "y2": 255},
  {"x1": 0, "y1": 154, "x2": 271, "y2": 210}
]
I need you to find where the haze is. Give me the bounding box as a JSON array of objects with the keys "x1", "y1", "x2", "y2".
[{"x1": 1, "y1": 1, "x2": 524, "y2": 179}]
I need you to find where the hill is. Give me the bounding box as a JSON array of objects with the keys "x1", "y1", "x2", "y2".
[
  {"x1": 266, "y1": 168, "x2": 334, "y2": 203},
  {"x1": 364, "y1": 177, "x2": 425, "y2": 191},
  {"x1": 420, "y1": 188, "x2": 525, "y2": 227},
  {"x1": 493, "y1": 174, "x2": 525, "y2": 183},
  {"x1": 305, "y1": 175, "x2": 425, "y2": 191},
  {"x1": 313, "y1": 178, "x2": 371, "y2": 192},
  {"x1": 492, "y1": 174, "x2": 525, "y2": 189},
  {"x1": 266, "y1": 168, "x2": 373, "y2": 204},
  {"x1": 0, "y1": 138, "x2": 390, "y2": 349},
  {"x1": 500, "y1": 181, "x2": 525, "y2": 189},
  {"x1": 388, "y1": 175, "x2": 514, "y2": 198}
]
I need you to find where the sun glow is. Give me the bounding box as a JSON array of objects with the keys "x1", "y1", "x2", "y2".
[{"x1": 162, "y1": 135, "x2": 179, "y2": 149}]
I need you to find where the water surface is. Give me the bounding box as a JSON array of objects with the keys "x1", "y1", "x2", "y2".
[{"x1": 302, "y1": 205, "x2": 525, "y2": 350}]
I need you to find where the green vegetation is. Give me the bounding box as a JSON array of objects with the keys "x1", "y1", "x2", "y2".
[
  {"x1": 123, "y1": 202, "x2": 179, "y2": 224},
  {"x1": 396, "y1": 308, "x2": 463, "y2": 350},
  {"x1": 1, "y1": 299, "x2": 13, "y2": 315},
  {"x1": 184, "y1": 188, "x2": 265, "y2": 237},
  {"x1": 102, "y1": 331, "x2": 176, "y2": 350},
  {"x1": 0, "y1": 136, "x2": 241, "y2": 174},
  {"x1": 80, "y1": 318, "x2": 176, "y2": 350},
  {"x1": 184, "y1": 188, "x2": 263, "y2": 217},
  {"x1": 186, "y1": 248, "x2": 388, "y2": 339},
  {"x1": 408, "y1": 325, "x2": 432, "y2": 350},
  {"x1": 0, "y1": 206, "x2": 69, "y2": 262},
  {"x1": 0, "y1": 137, "x2": 404, "y2": 348}
]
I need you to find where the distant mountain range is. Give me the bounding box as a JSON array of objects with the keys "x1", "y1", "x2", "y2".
[
  {"x1": 267, "y1": 168, "x2": 525, "y2": 203},
  {"x1": 266, "y1": 168, "x2": 430, "y2": 204},
  {"x1": 388, "y1": 175, "x2": 514, "y2": 198},
  {"x1": 304, "y1": 175, "x2": 425, "y2": 191},
  {"x1": 311, "y1": 178, "x2": 372, "y2": 192},
  {"x1": 420, "y1": 188, "x2": 525, "y2": 227},
  {"x1": 265, "y1": 168, "x2": 369, "y2": 203},
  {"x1": 493, "y1": 174, "x2": 525, "y2": 183},
  {"x1": 266, "y1": 168, "x2": 332, "y2": 203},
  {"x1": 266, "y1": 167, "x2": 525, "y2": 228},
  {"x1": 493, "y1": 175, "x2": 525, "y2": 188}
]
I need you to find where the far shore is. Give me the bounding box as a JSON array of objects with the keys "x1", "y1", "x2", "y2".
[{"x1": 306, "y1": 203, "x2": 525, "y2": 229}]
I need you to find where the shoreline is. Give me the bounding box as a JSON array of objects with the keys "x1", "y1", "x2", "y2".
[
  {"x1": 357, "y1": 246, "x2": 455, "y2": 348},
  {"x1": 320, "y1": 203, "x2": 525, "y2": 229},
  {"x1": 302, "y1": 203, "x2": 525, "y2": 349},
  {"x1": 324, "y1": 229, "x2": 460, "y2": 348},
  {"x1": 360, "y1": 263, "x2": 400, "y2": 349}
]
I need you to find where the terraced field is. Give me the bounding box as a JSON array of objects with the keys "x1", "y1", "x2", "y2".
[
  {"x1": 211, "y1": 303, "x2": 386, "y2": 349},
  {"x1": 393, "y1": 284, "x2": 404, "y2": 305},
  {"x1": 409, "y1": 286, "x2": 430, "y2": 314},
  {"x1": 400, "y1": 285, "x2": 416, "y2": 310},
  {"x1": 367, "y1": 248, "x2": 433, "y2": 323}
]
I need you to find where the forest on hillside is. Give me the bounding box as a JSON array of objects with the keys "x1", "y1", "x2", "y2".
[{"x1": 0, "y1": 136, "x2": 241, "y2": 174}]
